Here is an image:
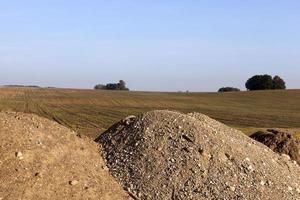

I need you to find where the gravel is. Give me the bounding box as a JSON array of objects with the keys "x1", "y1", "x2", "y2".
[{"x1": 98, "y1": 110, "x2": 300, "y2": 200}]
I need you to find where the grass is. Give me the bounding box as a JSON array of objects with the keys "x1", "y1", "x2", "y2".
[{"x1": 0, "y1": 87, "x2": 300, "y2": 138}]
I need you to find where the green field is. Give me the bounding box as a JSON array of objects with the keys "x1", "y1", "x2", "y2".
[{"x1": 0, "y1": 87, "x2": 299, "y2": 138}]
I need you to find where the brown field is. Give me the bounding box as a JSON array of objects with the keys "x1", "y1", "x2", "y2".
[{"x1": 0, "y1": 87, "x2": 299, "y2": 138}]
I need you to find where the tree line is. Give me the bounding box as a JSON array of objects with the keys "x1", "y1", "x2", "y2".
[
  {"x1": 218, "y1": 74, "x2": 286, "y2": 92},
  {"x1": 94, "y1": 75, "x2": 286, "y2": 92},
  {"x1": 94, "y1": 80, "x2": 129, "y2": 91}
]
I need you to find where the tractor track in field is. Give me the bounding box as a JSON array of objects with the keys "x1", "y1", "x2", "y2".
[
  {"x1": 23, "y1": 88, "x2": 105, "y2": 135},
  {"x1": 1, "y1": 87, "x2": 300, "y2": 139},
  {"x1": 36, "y1": 103, "x2": 71, "y2": 128},
  {"x1": 23, "y1": 89, "x2": 76, "y2": 132},
  {"x1": 19, "y1": 89, "x2": 32, "y2": 113},
  {"x1": 56, "y1": 106, "x2": 101, "y2": 128}
]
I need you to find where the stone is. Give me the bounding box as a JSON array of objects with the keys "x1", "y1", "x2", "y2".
[
  {"x1": 69, "y1": 180, "x2": 79, "y2": 186},
  {"x1": 16, "y1": 152, "x2": 23, "y2": 160}
]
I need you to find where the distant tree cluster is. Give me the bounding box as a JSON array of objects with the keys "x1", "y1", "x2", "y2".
[
  {"x1": 217, "y1": 74, "x2": 286, "y2": 92},
  {"x1": 245, "y1": 75, "x2": 286, "y2": 91},
  {"x1": 94, "y1": 84, "x2": 106, "y2": 90},
  {"x1": 218, "y1": 87, "x2": 240, "y2": 92},
  {"x1": 94, "y1": 80, "x2": 129, "y2": 91},
  {"x1": 4, "y1": 85, "x2": 40, "y2": 88}
]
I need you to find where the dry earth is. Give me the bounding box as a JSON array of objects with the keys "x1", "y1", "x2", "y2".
[
  {"x1": 98, "y1": 110, "x2": 300, "y2": 200},
  {"x1": 2, "y1": 109, "x2": 300, "y2": 200},
  {"x1": 250, "y1": 129, "x2": 300, "y2": 165},
  {"x1": 0, "y1": 112, "x2": 131, "y2": 200}
]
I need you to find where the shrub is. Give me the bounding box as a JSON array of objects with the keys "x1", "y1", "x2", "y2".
[
  {"x1": 94, "y1": 84, "x2": 106, "y2": 90},
  {"x1": 218, "y1": 87, "x2": 240, "y2": 92}
]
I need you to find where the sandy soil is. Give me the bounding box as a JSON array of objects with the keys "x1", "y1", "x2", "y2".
[{"x1": 0, "y1": 111, "x2": 131, "y2": 200}]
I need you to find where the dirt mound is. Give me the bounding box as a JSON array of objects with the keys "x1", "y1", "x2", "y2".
[
  {"x1": 250, "y1": 129, "x2": 300, "y2": 165},
  {"x1": 0, "y1": 112, "x2": 131, "y2": 200},
  {"x1": 98, "y1": 110, "x2": 300, "y2": 200}
]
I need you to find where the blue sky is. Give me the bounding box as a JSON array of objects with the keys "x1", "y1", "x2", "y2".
[{"x1": 0, "y1": 0, "x2": 299, "y2": 91}]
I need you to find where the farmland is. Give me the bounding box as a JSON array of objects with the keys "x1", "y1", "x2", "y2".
[{"x1": 0, "y1": 87, "x2": 299, "y2": 138}]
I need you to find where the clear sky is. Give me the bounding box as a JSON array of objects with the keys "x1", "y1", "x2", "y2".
[{"x1": 0, "y1": 0, "x2": 299, "y2": 91}]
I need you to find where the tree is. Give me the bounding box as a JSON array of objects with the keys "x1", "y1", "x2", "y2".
[
  {"x1": 94, "y1": 84, "x2": 106, "y2": 90},
  {"x1": 117, "y1": 80, "x2": 128, "y2": 90},
  {"x1": 105, "y1": 83, "x2": 118, "y2": 90},
  {"x1": 245, "y1": 74, "x2": 274, "y2": 91},
  {"x1": 245, "y1": 74, "x2": 286, "y2": 91},
  {"x1": 272, "y1": 75, "x2": 286, "y2": 89},
  {"x1": 218, "y1": 87, "x2": 240, "y2": 92},
  {"x1": 94, "y1": 80, "x2": 129, "y2": 91}
]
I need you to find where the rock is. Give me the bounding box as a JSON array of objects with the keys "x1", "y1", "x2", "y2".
[
  {"x1": 15, "y1": 152, "x2": 23, "y2": 160},
  {"x1": 229, "y1": 186, "x2": 236, "y2": 192},
  {"x1": 101, "y1": 165, "x2": 109, "y2": 171},
  {"x1": 69, "y1": 180, "x2": 79, "y2": 186},
  {"x1": 34, "y1": 172, "x2": 42, "y2": 178},
  {"x1": 281, "y1": 154, "x2": 291, "y2": 160}
]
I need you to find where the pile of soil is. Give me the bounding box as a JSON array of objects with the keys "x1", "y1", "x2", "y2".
[
  {"x1": 0, "y1": 112, "x2": 131, "y2": 200},
  {"x1": 250, "y1": 129, "x2": 300, "y2": 165},
  {"x1": 98, "y1": 110, "x2": 300, "y2": 200}
]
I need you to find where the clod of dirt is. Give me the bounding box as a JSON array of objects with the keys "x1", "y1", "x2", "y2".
[
  {"x1": 250, "y1": 129, "x2": 300, "y2": 165},
  {"x1": 0, "y1": 112, "x2": 131, "y2": 200},
  {"x1": 97, "y1": 110, "x2": 300, "y2": 200}
]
